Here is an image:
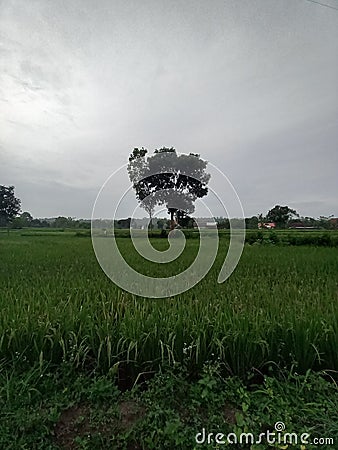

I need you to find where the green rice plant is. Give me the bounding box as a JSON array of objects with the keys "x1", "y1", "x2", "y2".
[{"x1": 0, "y1": 233, "x2": 337, "y2": 380}]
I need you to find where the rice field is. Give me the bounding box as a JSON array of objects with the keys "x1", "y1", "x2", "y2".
[{"x1": 1, "y1": 230, "x2": 338, "y2": 379}]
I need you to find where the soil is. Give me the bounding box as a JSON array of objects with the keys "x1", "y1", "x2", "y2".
[{"x1": 54, "y1": 400, "x2": 146, "y2": 449}]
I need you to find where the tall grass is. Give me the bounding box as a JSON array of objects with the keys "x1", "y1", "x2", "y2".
[{"x1": 0, "y1": 233, "x2": 337, "y2": 378}]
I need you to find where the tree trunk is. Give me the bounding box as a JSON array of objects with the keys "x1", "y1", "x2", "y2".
[{"x1": 170, "y1": 210, "x2": 175, "y2": 230}]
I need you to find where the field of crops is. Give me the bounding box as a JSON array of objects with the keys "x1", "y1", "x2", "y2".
[{"x1": 1, "y1": 229, "x2": 337, "y2": 381}]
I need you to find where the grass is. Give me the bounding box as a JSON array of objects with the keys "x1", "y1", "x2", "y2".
[
  {"x1": 1, "y1": 230, "x2": 337, "y2": 448},
  {"x1": 0, "y1": 361, "x2": 337, "y2": 449},
  {"x1": 0, "y1": 231, "x2": 337, "y2": 376}
]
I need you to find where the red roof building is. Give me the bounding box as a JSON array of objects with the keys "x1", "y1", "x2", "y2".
[{"x1": 258, "y1": 222, "x2": 276, "y2": 229}]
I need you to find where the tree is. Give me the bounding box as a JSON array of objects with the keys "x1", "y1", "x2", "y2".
[
  {"x1": 215, "y1": 217, "x2": 230, "y2": 229},
  {"x1": 20, "y1": 211, "x2": 33, "y2": 226},
  {"x1": 78, "y1": 220, "x2": 90, "y2": 229},
  {"x1": 53, "y1": 216, "x2": 69, "y2": 228},
  {"x1": 157, "y1": 218, "x2": 169, "y2": 230},
  {"x1": 266, "y1": 205, "x2": 298, "y2": 228},
  {"x1": 317, "y1": 215, "x2": 334, "y2": 230},
  {"x1": 128, "y1": 147, "x2": 210, "y2": 230},
  {"x1": 0, "y1": 185, "x2": 21, "y2": 226},
  {"x1": 31, "y1": 218, "x2": 43, "y2": 227},
  {"x1": 140, "y1": 195, "x2": 157, "y2": 231},
  {"x1": 117, "y1": 218, "x2": 131, "y2": 229},
  {"x1": 258, "y1": 213, "x2": 265, "y2": 223},
  {"x1": 150, "y1": 148, "x2": 210, "y2": 229},
  {"x1": 12, "y1": 211, "x2": 33, "y2": 228},
  {"x1": 179, "y1": 215, "x2": 195, "y2": 228},
  {"x1": 245, "y1": 216, "x2": 259, "y2": 229}
]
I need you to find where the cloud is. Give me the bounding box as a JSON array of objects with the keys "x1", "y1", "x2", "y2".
[{"x1": 1, "y1": 0, "x2": 337, "y2": 218}]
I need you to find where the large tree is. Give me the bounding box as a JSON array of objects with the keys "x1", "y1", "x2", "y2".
[
  {"x1": 127, "y1": 147, "x2": 210, "y2": 229},
  {"x1": 0, "y1": 185, "x2": 21, "y2": 226},
  {"x1": 266, "y1": 205, "x2": 298, "y2": 228}
]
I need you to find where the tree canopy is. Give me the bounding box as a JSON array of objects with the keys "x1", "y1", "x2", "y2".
[
  {"x1": 127, "y1": 147, "x2": 210, "y2": 228},
  {"x1": 266, "y1": 205, "x2": 298, "y2": 228},
  {"x1": 0, "y1": 185, "x2": 21, "y2": 226}
]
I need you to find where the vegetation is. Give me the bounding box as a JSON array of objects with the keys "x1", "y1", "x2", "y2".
[
  {"x1": 265, "y1": 205, "x2": 298, "y2": 229},
  {"x1": 3, "y1": 182, "x2": 336, "y2": 233},
  {"x1": 245, "y1": 230, "x2": 338, "y2": 247},
  {"x1": 11, "y1": 214, "x2": 91, "y2": 229},
  {"x1": 0, "y1": 185, "x2": 21, "y2": 226},
  {"x1": 1, "y1": 231, "x2": 337, "y2": 377},
  {"x1": 127, "y1": 147, "x2": 210, "y2": 229},
  {"x1": 1, "y1": 361, "x2": 337, "y2": 449},
  {"x1": 1, "y1": 202, "x2": 338, "y2": 447}
]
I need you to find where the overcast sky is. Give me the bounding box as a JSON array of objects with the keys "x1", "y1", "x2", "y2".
[{"x1": 1, "y1": 0, "x2": 337, "y2": 219}]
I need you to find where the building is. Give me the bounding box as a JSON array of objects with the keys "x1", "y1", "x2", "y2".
[{"x1": 258, "y1": 222, "x2": 276, "y2": 229}]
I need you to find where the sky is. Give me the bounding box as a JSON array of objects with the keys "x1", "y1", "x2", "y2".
[{"x1": 1, "y1": 0, "x2": 337, "y2": 219}]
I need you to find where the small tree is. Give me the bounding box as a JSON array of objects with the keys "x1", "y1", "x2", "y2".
[
  {"x1": 216, "y1": 217, "x2": 230, "y2": 229},
  {"x1": 317, "y1": 215, "x2": 334, "y2": 230},
  {"x1": 245, "y1": 216, "x2": 259, "y2": 229},
  {"x1": 21, "y1": 211, "x2": 33, "y2": 227},
  {"x1": 140, "y1": 194, "x2": 157, "y2": 230},
  {"x1": 157, "y1": 218, "x2": 170, "y2": 230},
  {"x1": 0, "y1": 185, "x2": 21, "y2": 227}
]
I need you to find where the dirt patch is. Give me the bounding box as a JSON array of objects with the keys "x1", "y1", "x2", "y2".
[
  {"x1": 223, "y1": 402, "x2": 238, "y2": 425},
  {"x1": 54, "y1": 404, "x2": 91, "y2": 449},
  {"x1": 119, "y1": 400, "x2": 146, "y2": 430},
  {"x1": 54, "y1": 400, "x2": 146, "y2": 449}
]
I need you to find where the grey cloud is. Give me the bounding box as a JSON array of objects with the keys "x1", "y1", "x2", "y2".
[{"x1": 1, "y1": 0, "x2": 337, "y2": 218}]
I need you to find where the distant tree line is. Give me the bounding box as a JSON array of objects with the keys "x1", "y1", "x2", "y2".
[
  {"x1": 0, "y1": 185, "x2": 337, "y2": 230},
  {"x1": 215, "y1": 215, "x2": 337, "y2": 230},
  {"x1": 256, "y1": 205, "x2": 337, "y2": 230},
  {"x1": 11, "y1": 213, "x2": 91, "y2": 229}
]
